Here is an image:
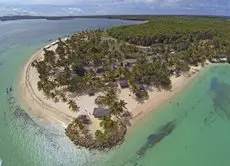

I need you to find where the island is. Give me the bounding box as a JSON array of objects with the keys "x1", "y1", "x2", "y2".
[
  {"x1": 0, "y1": 15, "x2": 151, "y2": 22},
  {"x1": 20, "y1": 16, "x2": 230, "y2": 151}
]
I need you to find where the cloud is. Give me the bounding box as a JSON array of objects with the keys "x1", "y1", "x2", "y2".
[
  {"x1": 1, "y1": 0, "x2": 184, "y2": 5},
  {"x1": 0, "y1": 0, "x2": 230, "y2": 16},
  {"x1": 0, "y1": 6, "x2": 39, "y2": 15},
  {"x1": 61, "y1": 7, "x2": 83, "y2": 14}
]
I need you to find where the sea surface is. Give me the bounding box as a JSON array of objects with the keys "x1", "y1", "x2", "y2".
[{"x1": 1, "y1": 19, "x2": 230, "y2": 166}]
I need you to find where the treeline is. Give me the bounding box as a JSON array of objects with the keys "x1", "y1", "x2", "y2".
[{"x1": 108, "y1": 17, "x2": 230, "y2": 53}]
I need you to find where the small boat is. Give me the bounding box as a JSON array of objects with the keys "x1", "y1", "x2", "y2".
[{"x1": 0, "y1": 158, "x2": 2, "y2": 166}]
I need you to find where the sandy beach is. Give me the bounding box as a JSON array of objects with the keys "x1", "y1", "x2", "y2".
[{"x1": 19, "y1": 42, "x2": 210, "y2": 131}]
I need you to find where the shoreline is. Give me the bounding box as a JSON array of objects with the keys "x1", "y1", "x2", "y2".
[
  {"x1": 127, "y1": 64, "x2": 210, "y2": 133},
  {"x1": 19, "y1": 48, "x2": 74, "y2": 128},
  {"x1": 19, "y1": 40, "x2": 211, "y2": 133},
  {"x1": 18, "y1": 19, "x2": 148, "y2": 131}
]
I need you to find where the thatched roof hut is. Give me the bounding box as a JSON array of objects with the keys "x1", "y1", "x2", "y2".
[{"x1": 93, "y1": 108, "x2": 111, "y2": 118}]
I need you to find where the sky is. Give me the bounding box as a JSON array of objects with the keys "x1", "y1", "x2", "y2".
[{"x1": 0, "y1": 0, "x2": 230, "y2": 16}]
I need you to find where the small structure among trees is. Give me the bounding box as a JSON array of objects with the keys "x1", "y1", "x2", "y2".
[
  {"x1": 93, "y1": 108, "x2": 111, "y2": 118},
  {"x1": 119, "y1": 80, "x2": 129, "y2": 89},
  {"x1": 211, "y1": 54, "x2": 228, "y2": 63},
  {"x1": 88, "y1": 89, "x2": 96, "y2": 96}
]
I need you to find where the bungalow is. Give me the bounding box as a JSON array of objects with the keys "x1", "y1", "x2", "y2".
[
  {"x1": 119, "y1": 80, "x2": 129, "y2": 89},
  {"x1": 152, "y1": 54, "x2": 164, "y2": 60},
  {"x1": 94, "y1": 61, "x2": 103, "y2": 67},
  {"x1": 138, "y1": 84, "x2": 146, "y2": 91},
  {"x1": 112, "y1": 64, "x2": 118, "y2": 70},
  {"x1": 96, "y1": 67, "x2": 105, "y2": 74},
  {"x1": 93, "y1": 108, "x2": 111, "y2": 118},
  {"x1": 88, "y1": 89, "x2": 96, "y2": 96},
  {"x1": 123, "y1": 59, "x2": 138, "y2": 67},
  {"x1": 212, "y1": 54, "x2": 228, "y2": 63},
  {"x1": 215, "y1": 54, "x2": 227, "y2": 59},
  {"x1": 83, "y1": 61, "x2": 90, "y2": 67}
]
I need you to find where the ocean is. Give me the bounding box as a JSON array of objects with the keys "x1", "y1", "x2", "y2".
[{"x1": 1, "y1": 18, "x2": 230, "y2": 166}]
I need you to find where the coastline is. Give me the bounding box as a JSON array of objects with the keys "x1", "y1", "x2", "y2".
[
  {"x1": 19, "y1": 47, "x2": 74, "y2": 128},
  {"x1": 19, "y1": 40, "x2": 211, "y2": 132},
  {"x1": 127, "y1": 63, "x2": 210, "y2": 133},
  {"x1": 18, "y1": 19, "x2": 148, "y2": 132}
]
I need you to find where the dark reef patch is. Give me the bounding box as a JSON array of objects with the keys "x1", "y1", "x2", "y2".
[
  {"x1": 210, "y1": 78, "x2": 230, "y2": 120},
  {"x1": 204, "y1": 77, "x2": 230, "y2": 126},
  {"x1": 210, "y1": 77, "x2": 218, "y2": 91},
  {"x1": 136, "y1": 120, "x2": 176, "y2": 156}
]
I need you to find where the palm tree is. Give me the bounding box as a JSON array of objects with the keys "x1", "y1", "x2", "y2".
[
  {"x1": 73, "y1": 117, "x2": 84, "y2": 130},
  {"x1": 110, "y1": 100, "x2": 127, "y2": 117},
  {"x1": 93, "y1": 79, "x2": 106, "y2": 90},
  {"x1": 68, "y1": 100, "x2": 79, "y2": 112},
  {"x1": 99, "y1": 117, "x2": 116, "y2": 130},
  {"x1": 37, "y1": 81, "x2": 43, "y2": 91},
  {"x1": 95, "y1": 95, "x2": 107, "y2": 106},
  {"x1": 95, "y1": 130, "x2": 105, "y2": 141},
  {"x1": 118, "y1": 100, "x2": 127, "y2": 109},
  {"x1": 60, "y1": 93, "x2": 67, "y2": 102},
  {"x1": 129, "y1": 80, "x2": 138, "y2": 94},
  {"x1": 43, "y1": 49, "x2": 56, "y2": 66},
  {"x1": 50, "y1": 92, "x2": 56, "y2": 99}
]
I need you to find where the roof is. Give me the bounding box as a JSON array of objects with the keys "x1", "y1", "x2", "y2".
[
  {"x1": 88, "y1": 88, "x2": 96, "y2": 96},
  {"x1": 123, "y1": 59, "x2": 138, "y2": 64},
  {"x1": 215, "y1": 54, "x2": 227, "y2": 58},
  {"x1": 119, "y1": 80, "x2": 129, "y2": 88},
  {"x1": 93, "y1": 108, "x2": 111, "y2": 118},
  {"x1": 139, "y1": 85, "x2": 145, "y2": 91}
]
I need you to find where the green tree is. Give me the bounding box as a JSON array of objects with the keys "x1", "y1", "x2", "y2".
[{"x1": 68, "y1": 100, "x2": 79, "y2": 112}]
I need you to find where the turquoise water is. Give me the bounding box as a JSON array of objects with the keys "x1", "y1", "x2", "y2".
[
  {"x1": 1, "y1": 19, "x2": 230, "y2": 166},
  {"x1": 97, "y1": 64, "x2": 230, "y2": 166},
  {"x1": 0, "y1": 18, "x2": 142, "y2": 166}
]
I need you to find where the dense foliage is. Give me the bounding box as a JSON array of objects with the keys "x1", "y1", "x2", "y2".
[
  {"x1": 108, "y1": 17, "x2": 230, "y2": 53},
  {"x1": 32, "y1": 17, "x2": 230, "y2": 150}
]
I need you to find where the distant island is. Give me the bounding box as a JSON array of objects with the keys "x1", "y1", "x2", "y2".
[
  {"x1": 20, "y1": 16, "x2": 230, "y2": 151},
  {"x1": 1, "y1": 15, "x2": 230, "y2": 22},
  {"x1": 0, "y1": 15, "x2": 150, "y2": 21}
]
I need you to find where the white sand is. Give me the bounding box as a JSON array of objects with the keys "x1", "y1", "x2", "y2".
[
  {"x1": 19, "y1": 43, "x2": 210, "y2": 132},
  {"x1": 19, "y1": 45, "x2": 102, "y2": 131}
]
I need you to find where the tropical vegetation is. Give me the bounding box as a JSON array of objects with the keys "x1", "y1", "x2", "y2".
[{"x1": 32, "y1": 16, "x2": 230, "y2": 150}]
